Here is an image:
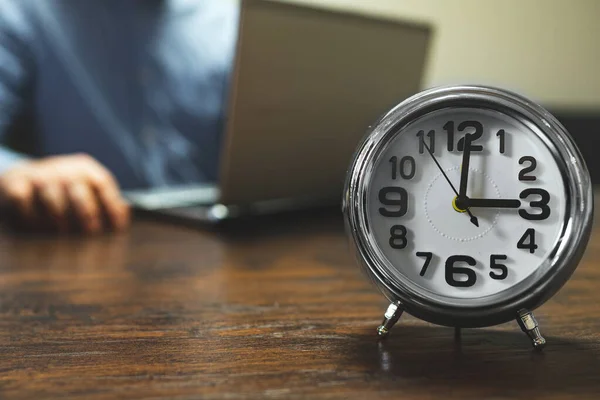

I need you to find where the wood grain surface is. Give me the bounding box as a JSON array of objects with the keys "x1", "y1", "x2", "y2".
[{"x1": 0, "y1": 195, "x2": 599, "y2": 399}]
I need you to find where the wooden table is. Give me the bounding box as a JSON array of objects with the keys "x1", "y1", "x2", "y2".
[{"x1": 1, "y1": 197, "x2": 599, "y2": 400}]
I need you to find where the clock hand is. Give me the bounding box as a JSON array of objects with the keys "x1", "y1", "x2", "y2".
[
  {"x1": 464, "y1": 198, "x2": 522, "y2": 208},
  {"x1": 423, "y1": 141, "x2": 479, "y2": 227},
  {"x1": 457, "y1": 134, "x2": 473, "y2": 207}
]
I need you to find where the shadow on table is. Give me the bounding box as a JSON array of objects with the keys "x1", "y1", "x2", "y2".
[
  {"x1": 210, "y1": 205, "x2": 344, "y2": 242},
  {"x1": 132, "y1": 204, "x2": 344, "y2": 242},
  {"x1": 343, "y1": 324, "x2": 600, "y2": 396}
]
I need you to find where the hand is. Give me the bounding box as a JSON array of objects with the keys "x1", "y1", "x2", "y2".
[
  {"x1": 423, "y1": 141, "x2": 479, "y2": 227},
  {"x1": 457, "y1": 134, "x2": 473, "y2": 207},
  {"x1": 0, "y1": 154, "x2": 130, "y2": 234},
  {"x1": 464, "y1": 198, "x2": 521, "y2": 208}
]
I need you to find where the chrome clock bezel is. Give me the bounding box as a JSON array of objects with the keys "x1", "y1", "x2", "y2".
[{"x1": 342, "y1": 85, "x2": 593, "y2": 328}]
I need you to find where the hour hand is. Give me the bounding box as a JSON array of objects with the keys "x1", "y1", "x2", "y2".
[{"x1": 465, "y1": 198, "x2": 521, "y2": 208}]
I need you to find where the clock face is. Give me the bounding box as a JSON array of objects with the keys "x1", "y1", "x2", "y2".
[{"x1": 367, "y1": 107, "x2": 567, "y2": 301}]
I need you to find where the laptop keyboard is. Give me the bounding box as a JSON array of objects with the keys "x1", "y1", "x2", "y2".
[{"x1": 123, "y1": 185, "x2": 220, "y2": 210}]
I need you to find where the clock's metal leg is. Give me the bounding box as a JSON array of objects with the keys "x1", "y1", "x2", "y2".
[
  {"x1": 516, "y1": 309, "x2": 546, "y2": 350},
  {"x1": 377, "y1": 302, "x2": 404, "y2": 338},
  {"x1": 454, "y1": 327, "x2": 462, "y2": 342}
]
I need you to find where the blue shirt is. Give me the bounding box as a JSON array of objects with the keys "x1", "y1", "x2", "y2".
[{"x1": 0, "y1": 0, "x2": 239, "y2": 189}]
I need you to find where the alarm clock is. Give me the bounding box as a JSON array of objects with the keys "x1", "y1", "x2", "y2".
[{"x1": 342, "y1": 85, "x2": 593, "y2": 349}]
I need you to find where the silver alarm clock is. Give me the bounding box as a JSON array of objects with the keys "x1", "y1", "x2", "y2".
[{"x1": 342, "y1": 85, "x2": 593, "y2": 349}]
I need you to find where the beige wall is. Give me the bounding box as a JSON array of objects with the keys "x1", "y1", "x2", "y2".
[{"x1": 280, "y1": 0, "x2": 600, "y2": 110}]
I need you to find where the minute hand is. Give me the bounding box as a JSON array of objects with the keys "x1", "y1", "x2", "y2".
[
  {"x1": 465, "y1": 198, "x2": 522, "y2": 208},
  {"x1": 458, "y1": 134, "x2": 473, "y2": 201}
]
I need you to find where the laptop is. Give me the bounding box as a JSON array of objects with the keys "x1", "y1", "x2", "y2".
[{"x1": 123, "y1": 0, "x2": 432, "y2": 223}]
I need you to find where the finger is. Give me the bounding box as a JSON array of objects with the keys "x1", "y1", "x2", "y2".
[
  {"x1": 94, "y1": 184, "x2": 130, "y2": 231},
  {"x1": 2, "y1": 178, "x2": 36, "y2": 225},
  {"x1": 107, "y1": 198, "x2": 130, "y2": 232},
  {"x1": 36, "y1": 181, "x2": 69, "y2": 232},
  {"x1": 66, "y1": 181, "x2": 102, "y2": 234},
  {"x1": 84, "y1": 164, "x2": 130, "y2": 231}
]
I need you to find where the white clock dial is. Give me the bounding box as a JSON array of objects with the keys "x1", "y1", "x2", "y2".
[{"x1": 367, "y1": 107, "x2": 566, "y2": 300}]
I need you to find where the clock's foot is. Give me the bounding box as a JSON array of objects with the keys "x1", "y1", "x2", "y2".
[
  {"x1": 516, "y1": 309, "x2": 546, "y2": 350},
  {"x1": 377, "y1": 302, "x2": 404, "y2": 338},
  {"x1": 454, "y1": 327, "x2": 462, "y2": 342}
]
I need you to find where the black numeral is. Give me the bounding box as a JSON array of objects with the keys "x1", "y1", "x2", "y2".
[
  {"x1": 389, "y1": 156, "x2": 398, "y2": 180},
  {"x1": 445, "y1": 120, "x2": 484, "y2": 152},
  {"x1": 517, "y1": 228, "x2": 538, "y2": 253},
  {"x1": 417, "y1": 130, "x2": 435, "y2": 154},
  {"x1": 497, "y1": 129, "x2": 506, "y2": 154},
  {"x1": 518, "y1": 156, "x2": 537, "y2": 181},
  {"x1": 489, "y1": 254, "x2": 508, "y2": 280},
  {"x1": 378, "y1": 187, "x2": 408, "y2": 217},
  {"x1": 443, "y1": 121, "x2": 455, "y2": 151},
  {"x1": 456, "y1": 121, "x2": 484, "y2": 152},
  {"x1": 399, "y1": 156, "x2": 416, "y2": 179},
  {"x1": 416, "y1": 252, "x2": 433, "y2": 276},
  {"x1": 389, "y1": 225, "x2": 407, "y2": 249},
  {"x1": 445, "y1": 255, "x2": 477, "y2": 287},
  {"x1": 519, "y1": 188, "x2": 550, "y2": 220},
  {"x1": 390, "y1": 156, "x2": 416, "y2": 180}
]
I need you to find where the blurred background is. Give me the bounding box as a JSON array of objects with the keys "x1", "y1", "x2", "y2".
[
  {"x1": 279, "y1": 0, "x2": 600, "y2": 186},
  {"x1": 284, "y1": 0, "x2": 600, "y2": 111},
  {"x1": 1, "y1": 0, "x2": 599, "y2": 233}
]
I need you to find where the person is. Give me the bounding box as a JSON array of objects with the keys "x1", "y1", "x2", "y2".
[{"x1": 0, "y1": 0, "x2": 239, "y2": 234}]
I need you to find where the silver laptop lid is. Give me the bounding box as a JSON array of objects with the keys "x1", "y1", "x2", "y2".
[{"x1": 217, "y1": 0, "x2": 431, "y2": 205}]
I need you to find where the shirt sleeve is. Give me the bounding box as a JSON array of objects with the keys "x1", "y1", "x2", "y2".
[{"x1": 0, "y1": 0, "x2": 35, "y2": 174}]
